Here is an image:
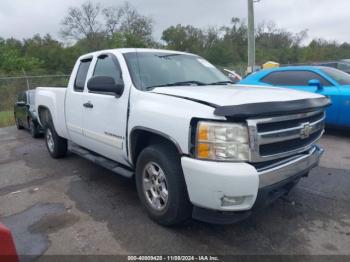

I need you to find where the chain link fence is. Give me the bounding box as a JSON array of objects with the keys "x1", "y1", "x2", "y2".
[{"x1": 0, "y1": 74, "x2": 69, "y2": 127}]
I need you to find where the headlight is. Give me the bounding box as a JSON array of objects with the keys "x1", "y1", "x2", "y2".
[{"x1": 195, "y1": 121, "x2": 250, "y2": 161}]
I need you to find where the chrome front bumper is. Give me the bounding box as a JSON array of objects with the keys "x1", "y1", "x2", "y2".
[{"x1": 258, "y1": 145, "x2": 324, "y2": 188}]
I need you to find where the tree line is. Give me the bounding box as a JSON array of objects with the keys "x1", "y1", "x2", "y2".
[{"x1": 1, "y1": 1, "x2": 350, "y2": 76}]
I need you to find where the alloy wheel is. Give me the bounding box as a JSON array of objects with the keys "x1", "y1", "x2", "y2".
[{"x1": 142, "y1": 162, "x2": 169, "y2": 211}]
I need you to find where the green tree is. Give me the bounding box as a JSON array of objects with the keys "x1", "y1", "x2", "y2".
[{"x1": 0, "y1": 38, "x2": 42, "y2": 75}]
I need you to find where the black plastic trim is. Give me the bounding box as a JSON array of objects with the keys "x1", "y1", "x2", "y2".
[
  {"x1": 192, "y1": 207, "x2": 251, "y2": 225},
  {"x1": 214, "y1": 97, "x2": 331, "y2": 119},
  {"x1": 253, "y1": 172, "x2": 308, "y2": 210},
  {"x1": 125, "y1": 85, "x2": 133, "y2": 162},
  {"x1": 129, "y1": 126, "x2": 184, "y2": 165}
]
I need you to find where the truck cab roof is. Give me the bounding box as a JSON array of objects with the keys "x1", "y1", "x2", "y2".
[{"x1": 79, "y1": 48, "x2": 196, "y2": 61}]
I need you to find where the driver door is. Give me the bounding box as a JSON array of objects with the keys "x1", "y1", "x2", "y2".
[{"x1": 81, "y1": 53, "x2": 129, "y2": 165}]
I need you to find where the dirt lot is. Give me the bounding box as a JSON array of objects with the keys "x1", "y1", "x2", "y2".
[{"x1": 0, "y1": 126, "x2": 349, "y2": 258}]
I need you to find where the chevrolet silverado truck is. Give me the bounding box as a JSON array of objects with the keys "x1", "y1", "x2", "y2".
[{"x1": 35, "y1": 48, "x2": 330, "y2": 226}]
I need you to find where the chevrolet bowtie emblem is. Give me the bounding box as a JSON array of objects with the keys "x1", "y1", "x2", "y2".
[{"x1": 300, "y1": 122, "x2": 312, "y2": 139}]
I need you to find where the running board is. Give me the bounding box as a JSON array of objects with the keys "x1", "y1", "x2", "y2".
[{"x1": 69, "y1": 143, "x2": 134, "y2": 178}]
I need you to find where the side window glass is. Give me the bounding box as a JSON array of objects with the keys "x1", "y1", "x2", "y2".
[
  {"x1": 262, "y1": 71, "x2": 332, "y2": 86},
  {"x1": 92, "y1": 54, "x2": 122, "y2": 84},
  {"x1": 315, "y1": 75, "x2": 333, "y2": 86},
  {"x1": 296, "y1": 71, "x2": 333, "y2": 86},
  {"x1": 74, "y1": 59, "x2": 92, "y2": 92},
  {"x1": 261, "y1": 72, "x2": 285, "y2": 85}
]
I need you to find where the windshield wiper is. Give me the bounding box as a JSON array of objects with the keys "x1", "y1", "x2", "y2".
[
  {"x1": 145, "y1": 81, "x2": 206, "y2": 90},
  {"x1": 156, "y1": 54, "x2": 181, "y2": 58},
  {"x1": 207, "y1": 81, "x2": 235, "y2": 85}
]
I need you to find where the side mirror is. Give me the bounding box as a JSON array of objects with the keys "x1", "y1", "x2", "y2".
[
  {"x1": 16, "y1": 101, "x2": 26, "y2": 106},
  {"x1": 87, "y1": 76, "x2": 124, "y2": 96},
  {"x1": 308, "y1": 79, "x2": 323, "y2": 90}
]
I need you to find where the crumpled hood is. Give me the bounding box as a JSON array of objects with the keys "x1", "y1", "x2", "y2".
[{"x1": 151, "y1": 84, "x2": 324, "y2": 107}]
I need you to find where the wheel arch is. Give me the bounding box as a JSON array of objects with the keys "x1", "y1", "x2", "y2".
[
  {"x1": 129, "y1": 127, "x2": 183, "y2": 166},
  {"x1": 37, "y1": 106, "x2": 53, "y2": 128}
]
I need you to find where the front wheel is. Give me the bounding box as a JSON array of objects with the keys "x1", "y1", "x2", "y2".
[
  {"x1": 45, "y1": 123, "x2": 67, "y2": 158},
  {"x1": 135, "y1": 144, "x2": 192, "y2": 226}
]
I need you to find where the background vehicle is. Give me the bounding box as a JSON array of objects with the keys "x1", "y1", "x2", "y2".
[
  {"x1": 14, "y1": 90, "x2": 42, "y2": 138},
  {"x1": 35, "y1": 49, "x2": 329, "y2": 226},
  {"x1": 223, "y1": 69, "x2": 242, "y2": 83},
  {"x1": 240, "y1": 66, "x2": 350, "y2": 128},
  {"x1": 314, "y1": 60, "x2": 350, "y2": 74},
  {"x1": 284, "y1": 60, "x2": 350, "y2": 74},
  {"x1": 0, "y1": 223, "x2": 18, "y2": 262}
]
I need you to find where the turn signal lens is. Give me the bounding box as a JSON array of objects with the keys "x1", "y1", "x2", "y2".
[
  {"x1": 197, "y1": 124, "x2": 209, "y2": 141},
  {"x1": 197, "y1": 143, "x2": 209, "y2": 159}
]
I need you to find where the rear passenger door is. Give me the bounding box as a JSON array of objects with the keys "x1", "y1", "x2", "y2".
[
  {"x1": 66, "y1": 58, "x2": 92, "y2": 146},
  {"x1": 261, "y1": 70, "x2": 340, "y2": 125},
  {"x1": 81, "y1": 53, "x2": 129, "y2": 165}
]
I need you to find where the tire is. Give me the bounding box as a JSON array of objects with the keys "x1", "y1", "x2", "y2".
[
  {"x1": 15, "y1": 116, "x2": 24, "y2": 130},
  {"x1": 135, "y1": 143, "x2": 192, "y2": 226},
  {"x1": 29, "y1": 118, "x2": 41, "y2": 138},
  {"x1": 45, "y1": 122, "x2": 67, "y2": 158}
]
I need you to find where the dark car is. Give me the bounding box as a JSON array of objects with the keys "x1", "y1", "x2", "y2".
[
  {"x1": 316, "y1": 60, "x2": 350, "y2": 74},
  {"x1": 14, "y1": 90, "x2": 42, "y2": 138},
  {"x1": 283, "y1": 60, "x2": 350, "y2": 75}
]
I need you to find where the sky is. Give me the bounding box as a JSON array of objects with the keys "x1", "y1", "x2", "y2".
[{"x1": 0, "y1": 0, "x2": 349, "y2": 44}]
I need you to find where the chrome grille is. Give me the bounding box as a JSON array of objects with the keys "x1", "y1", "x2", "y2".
[{"x1": 247, "y1": 110, "x2": 325, "y2": 162}]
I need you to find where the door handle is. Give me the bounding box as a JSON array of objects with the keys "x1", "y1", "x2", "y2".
[{"x1": 83, "y1": 102, "x2": 93, "y2": 108}]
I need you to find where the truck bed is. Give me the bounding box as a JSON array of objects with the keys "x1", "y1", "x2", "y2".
[{"x1": 35, "y1": 87, "x2": 68, "y2": 139}]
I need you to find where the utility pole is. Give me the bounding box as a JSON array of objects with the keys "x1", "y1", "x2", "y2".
[
  {"x1": 22, "y1": 68, "x2": 30, "y2": 90},
  {"x1": 247, "y1": 0, "x2": 257, "y2": 73}
]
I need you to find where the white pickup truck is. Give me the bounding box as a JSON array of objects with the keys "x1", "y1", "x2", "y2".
[{"x1": 36, "y1": 48, "x2": 330, "y2": 225}]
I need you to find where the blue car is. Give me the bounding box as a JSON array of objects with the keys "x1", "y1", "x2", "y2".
[{"x1": 240, "y1": 66, "x2": 350, "y2": 128}]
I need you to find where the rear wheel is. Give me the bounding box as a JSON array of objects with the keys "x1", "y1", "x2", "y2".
[
  {"x1": 135, "y1": 143, "x2": 192, "y2": 226},
  {"x1": 45, "y1": 122, "x2": 67, "y2": 158},
  {"x1": 29, "y1": 118, "x2": 41, "y2": 138},
  {"x1": 15, "y1": 116, "x2": 24, "y2": 130}
]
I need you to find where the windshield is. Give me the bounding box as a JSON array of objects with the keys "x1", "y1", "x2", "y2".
[
  {"x1": 123, "y1": 52, "x2": 230, "y2": 90},
  {"x1": 320, "y1": 67, "x2": 350, "y2": 85}
]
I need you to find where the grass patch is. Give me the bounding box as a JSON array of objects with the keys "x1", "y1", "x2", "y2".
[{"x1": 0, "y1": 111, "x2": 15, "y2": 127}]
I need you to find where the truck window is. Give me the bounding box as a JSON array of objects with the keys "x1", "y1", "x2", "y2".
[
  {"x1": 261, "y1": 71, "x2": 332, "y2": 86},
  {"x1": 18, "y1": 91, "x2": 27, "y2": 103},
  {"x1": 74, "y1": 59, "x2": 92, "y2": 92},
  {"x1": 92, "y1": 54, "x2": 122, "y2": 84}
]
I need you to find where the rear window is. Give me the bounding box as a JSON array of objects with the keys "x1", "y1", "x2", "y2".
[
  {"x1": 17, "y1": 92, "x2": 27, "y2": 103},
  {"x1": 261, "y1": 70, "x2": 332, "y2": 86},
  {"x1": 74, "y1": 59, "x2": 92, "y2": 91}
]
